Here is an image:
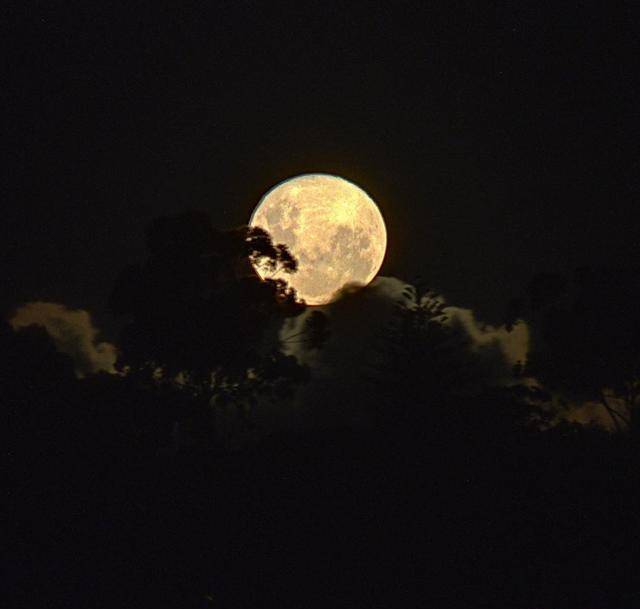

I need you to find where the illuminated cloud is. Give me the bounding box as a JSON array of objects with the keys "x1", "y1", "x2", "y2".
[
  {"x1": 286, "y1": 278, "x2": 529, "y2": 379},
  {"x1": 443, "y1": 306, "x2": 529, "y2": 379},
  {"x1": 9, "y1": 302, "x2": 117, "y2": 377},
  {"x1": 279, "y1": 277, "x2": 532, "y2": 428},
  {"x1": 561, "y1": 400, "x2": 613, "y2": 429}
]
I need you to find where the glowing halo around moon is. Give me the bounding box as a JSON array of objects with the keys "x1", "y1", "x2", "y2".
[{"x1": 249, "y1": 174, "x2": 387, "y2": 305}]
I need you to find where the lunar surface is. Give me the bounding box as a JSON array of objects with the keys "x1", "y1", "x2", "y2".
[{"x1": 249, "y1": 174, "x2": 387, "y2": 305}]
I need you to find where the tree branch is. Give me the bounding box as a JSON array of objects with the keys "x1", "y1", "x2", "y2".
[{"x1": 600, "y1": 391, "x2": 630, "y2": 431}]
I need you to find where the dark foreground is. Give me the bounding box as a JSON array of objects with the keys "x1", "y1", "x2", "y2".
[{"x1": 6, "y1": 419, "x2": 640, "y2": 609}]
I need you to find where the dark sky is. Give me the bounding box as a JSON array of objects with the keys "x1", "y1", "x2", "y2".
[{"x1": 4, "y1": 3, "x2": 639, "y2": 333}]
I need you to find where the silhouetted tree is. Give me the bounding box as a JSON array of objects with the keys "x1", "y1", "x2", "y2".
[
  {"x1": 110, "y1": 211, "x2": 308, "y2": 421},
  {"x1": 0, "y1": 320, "x2": 77, "y2": 455},
  {"x1": 367, "y1": 284, "x2": 548, "y2": 433},
  {"x1": 281, "y1": 309, "x2": 330, "y2": 350},
  {"x1": 507, "y1": 267, "x2": 640, "y2": 431}
]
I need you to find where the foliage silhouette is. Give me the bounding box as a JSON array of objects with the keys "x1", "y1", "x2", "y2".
[
  {"x1": 365, "y1": 283, "x2": 549, "y2": 432},
  {"x1": 3, "y1": 284, "x2": 640, "y2": 608},
  {"x1": 110, "y1": 211, "x2": 308, "y2": 413},
  {"x1": 281, "y1": 309, "x2": 330, "y2": 350},
  {"x1": 507, "y1": 266, "x2": 640, "y2": 430},
  {"x1": 5, "y1": 255, "x2": 640, "y2": 608},
  {"x1": 1, "y1": 320, "x2": 76, "y2": 455}
]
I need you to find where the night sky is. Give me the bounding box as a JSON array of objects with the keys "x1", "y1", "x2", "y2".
[
  {"x1": 6, "y1": 6, "x2": 640, "y2": 607},
  {"x1": 4, "y1": 3, "x2": 639, "y2": 329}
]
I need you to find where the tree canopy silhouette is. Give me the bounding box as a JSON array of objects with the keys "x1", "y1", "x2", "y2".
[
  {"x1": 366, "y1": 283, "x2": 548, "y2": 433},
  {"x1": 110, "y1": 211, "x2": 308, "y2": 407},
  {"x1": 507, "y1": 267, "x2": 640, "y2": 430}
]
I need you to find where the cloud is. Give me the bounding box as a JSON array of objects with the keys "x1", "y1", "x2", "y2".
[
  {"x1": 442, "y1": 306, "x2": 529, "y2": 383},
  {"x1": 283, "y1": 276, "x2": 411, "y2": 369},
  {"x1": 277, "y1": 276, "x2": 532, "y2": 429},
  {"x1": 561, "y1": 400, "x2": 613, "y2": 429},
  {"x1": 9, "y1": 302, "x2": 117, "y2": 377},
  {"x1": 286, "y1": 277, "x2": 530, "y2": 382},
  {"x1": 186, "y1": 276, "x2": 536, "y2": 446}
]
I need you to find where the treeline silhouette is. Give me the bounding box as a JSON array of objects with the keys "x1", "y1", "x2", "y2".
[{"x1": 5, "y1": 212, "x2": 640, "y2": 609}]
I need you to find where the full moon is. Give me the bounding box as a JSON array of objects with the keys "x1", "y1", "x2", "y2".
[{"x1": 249, "y1": 174, "x2": 387, "y2": 305}]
